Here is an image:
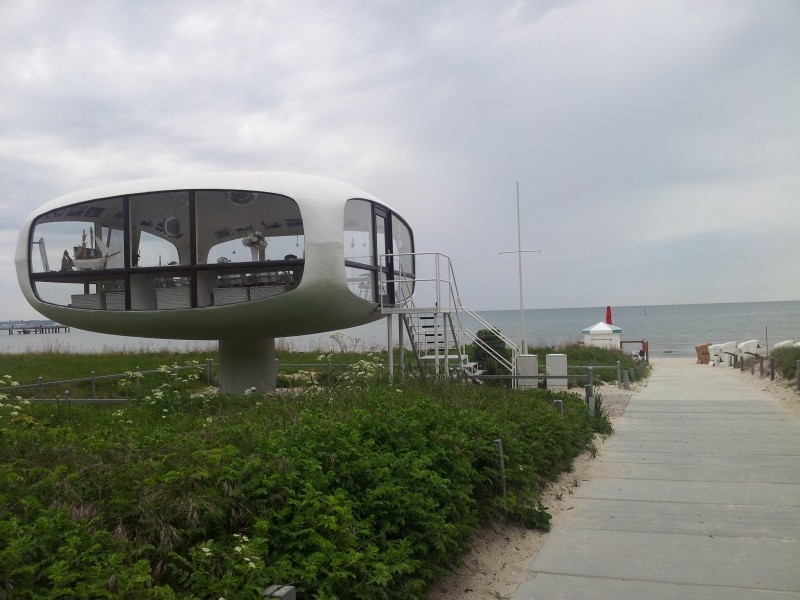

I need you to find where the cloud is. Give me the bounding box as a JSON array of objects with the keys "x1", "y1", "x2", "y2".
[{"x1": 0, "y1": 0, "x2": 797, "y2": 320}]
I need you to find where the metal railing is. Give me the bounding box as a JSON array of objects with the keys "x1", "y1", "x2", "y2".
[{"x1": 0, "y1": 358, "x2": 382, "y2": 401}]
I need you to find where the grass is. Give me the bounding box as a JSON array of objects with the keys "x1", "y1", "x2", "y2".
[
  {"x1": 771, "y1": 346, "x2": 800, "y2": 382},
  {"x1": 525, "y1": 343, "x2": 648, "y2": 385},
  {"x1": 0, "y1": 352, "x2": 610, "y2": 599}
]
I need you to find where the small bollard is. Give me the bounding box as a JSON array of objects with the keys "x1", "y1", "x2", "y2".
[
  {"x1": 740, "y1": 356, "x2": 744, "y2": 372},
  {"x1": 733, "y1": 355, "x2": 738, "y2": 368},
  {"x1": 65, "y1": 390, "x2": 71, "y2": 421},
  {"x1": 91, "y1": 371, "x2": 96, "y2": 399},
  {"x1": 750, "y1": 358, "x2": 754, "y2": 375},
  {"x1": 553, "y1": 399, "x2": 563, "y2": 415},
  {"x1": 263, "y1": 585, "x2": 296, "y2": 599},
  {"x1": 135, "y1": 366, "x2": 141, "y2": 395},
  {"x1": 629, "y1": 368, "x2": 635, "y2": 382},
  {"x1": 38, "y1": 376, "x2": 43, "y2": 401},
  {"x1": 617, "y1": 361, "x2": 621, "y2": 389},
  {"x1": 760, "y1": 356, "x2": 764, "y2": 376},
  {"x1": 770, "y1": 357, "x2": 775, "y2": 381},
  {"x1": 494, "y1": 438, "x2": 508, "y2": 523},
  {"x1": 623, "y1": 370, "x2": 631, "y2": 390},
  {"x1": 589, "y1": 394, "x2": 596, "y2": 417}
]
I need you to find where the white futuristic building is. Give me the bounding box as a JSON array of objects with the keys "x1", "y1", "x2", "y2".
[{"x1": 16, "y1": 172, "x2": 415, "y2": 393}]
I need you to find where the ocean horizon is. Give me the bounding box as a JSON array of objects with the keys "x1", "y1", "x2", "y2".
[{"x1": 1, "y1": 300, "x2": 797, "y2": 359}]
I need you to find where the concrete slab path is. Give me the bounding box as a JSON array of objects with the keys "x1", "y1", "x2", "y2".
[{"x1": 516, "y1": 360, "x2": 800, "y2": 599}]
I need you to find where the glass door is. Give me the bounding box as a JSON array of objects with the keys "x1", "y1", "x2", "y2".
[{"x1": 374, "y1": 206, "x2": 394, "y2": 306}]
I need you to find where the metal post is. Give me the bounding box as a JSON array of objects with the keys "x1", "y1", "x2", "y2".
[
  {"x1": 327, "y1": 358, "x2": 331, "y2": 384},
  {"x1": 38, "y1": 376, "x2": 43, "y2": 401},
  {"x1": 770, "y1": 357, "x2": 775, "y2": 381},
  {"x1": 135, "y1": 366, "x2": 140, "y2": 395},
  {"x1": 617, "y1": 361, "x2": 621, "y2": 389},
  {"x1": 797, "y1": 361, "x2": 799, "y2": 391},
  {"x1": 740, "y1": 356, "x2": 744, "y2": 372},
  {"x1": 206, "y1": 359, "x2": 211, "y2": 384},
  {"x1": 760, "y1": 356, "x2": 764, "y2": 376},
  {"x1": 443, "y1": 313, "x2": 449, "y2": 377},
  {"x1": 398, "y1": 314, "x2": 405, "y2": 382},
  {"x1": 173, "y1": 366, "x2": 179, "y2": 388},
  {"x1": 65, "y1": 390, "x2": 71, "y2": 421},
  {"x1": 91, "y1": 371, "x2": 96, "y2": 399},
  {"x1": 750, "y1": 357, "x2": 754, "y2": 375},
  {"x1": 387, "y1": 314, "x2": 393, "y2": 383},
  {"x1": 553, "y1": 399, "x2": 563, "y2": 415},
  {"x1": 623, "y1": 370, "x2": 631, "y2": 390},
  {"x1": 434, "y1": 313, "x2": 440, "y2": 376},
  {"x1": 629, "y1": 368, "x2": 635, "y2": 382},
  {"x1": 494, "y1": 438, "x2": 508, "y2": 523},
  {"x1": 588, "y1": 366, "x2": 593, "y2": 392}
]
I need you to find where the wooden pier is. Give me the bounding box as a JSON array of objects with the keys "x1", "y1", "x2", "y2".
[{"x1": 1, "y1": 324, "x2": 70, "y2": 335}]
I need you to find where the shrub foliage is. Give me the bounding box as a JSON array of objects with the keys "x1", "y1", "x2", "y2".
[{"x1": 0, "y1": 375, "x2": 605, "y2": 599}]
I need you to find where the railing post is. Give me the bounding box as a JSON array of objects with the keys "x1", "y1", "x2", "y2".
[
  {"x1": 617, "y1": 361, "x2": 621, "y2": 389},
  {"x1": 750, "y1": 357, "x2": 754, "y2": 375},
  {"x1": 173, "y1": 365, "x2": 179, "y2": 389},
  {"x1": 327, "y1": 358, "x2": 332, "y2": 384},
  {"x1": 494, "y1": 438, "x2": 508, "y2": 523},
  {"x1": 740, "y1": 356, "x2": 744, "y2": 372},
  {"x1": 91, "y1": 371, "x2": 96, "y2": 399},
  {"x1": 623, "y1": 370, "x2": 631, "y2": 390},
  {"x1": 588, "y1": 366, "x2": 593, "y2": 391},
  {"x1": 387, "y1": 314, "x2": 394, "y2": 383},
  {"x1": 65, "y1": 390, "x2": 71, "y2": 421},
  {"x1": 797, "y1": 361, "x2": 799, "y2": 392},
  {"x1": 38, "y1": 376, "x2": 43, "y2": 401},
  {"x1": 770, "y1": 357, "x2": 775, "y2": 381},
  {"x1": 135, "y1": 366, "x2": 140, "y2": 395},
  {"x1": 759, "y1": 356, "x2": 764, "y2": 376}
]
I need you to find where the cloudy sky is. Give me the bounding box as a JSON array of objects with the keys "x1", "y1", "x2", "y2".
[{"x1": 1, "y1": 0, "x2": 797, "y2": 319}]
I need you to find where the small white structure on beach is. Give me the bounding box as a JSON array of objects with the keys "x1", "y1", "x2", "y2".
[
  {"x1": 582, "y1": 322, "x2": 622, "y2": 350},
  {"x1": 16, "y1": 172, "x2": 416, "y2": 393},
  {"x1": 773, "y1": 340, "x2": 796, "y2": 350},
  {"x1": 737, "y1": 340, "x2": 764, "y2": 357}
]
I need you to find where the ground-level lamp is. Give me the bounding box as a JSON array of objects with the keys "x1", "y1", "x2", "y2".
[{"x1": 499, "y1": 182, "x2": 541, "y2": 354}]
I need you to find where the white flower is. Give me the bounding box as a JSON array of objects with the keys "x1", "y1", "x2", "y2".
[
  {"x1": 242, "y1": 535, "x2": 249, "y2": 542},
  {"x1": 248, "y1": 562, "x2": 256, "y2": 569},
  {"x1": 234, "y1": 546, "x2": 242, "y2": 552},
  {"x1": 21, "y1": 400, "x2": 30, "y2": 405},
  {"x1": 10, "y1": 411, "x2": 18, "y2": 416},
  {"x1": 201, "y1": 547, "x2": 211, "y2": 554},
  {"x1": 233, "y1": 534, "x2": 241, "y2": 538}
]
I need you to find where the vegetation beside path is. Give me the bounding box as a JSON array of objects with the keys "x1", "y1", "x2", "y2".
[{"x1": 0, "y1": 351, "x2": 609, "y2": 599}]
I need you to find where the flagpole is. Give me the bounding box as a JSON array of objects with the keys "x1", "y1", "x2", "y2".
[
  {"x1": 500, "y1": 183, "x2": 541, "y2": 354},
  {"x1": 517, "y1": 182, "x2": 525, "y2": 351}
]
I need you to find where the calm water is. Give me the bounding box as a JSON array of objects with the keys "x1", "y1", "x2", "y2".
[{"x1": 0, "y1": 301, "x2": 797, "y2": 358}]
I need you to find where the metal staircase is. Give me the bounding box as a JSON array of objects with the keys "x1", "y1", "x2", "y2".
[{"x1": 378, "y1": 252, "x2": 519, "y2": 379}]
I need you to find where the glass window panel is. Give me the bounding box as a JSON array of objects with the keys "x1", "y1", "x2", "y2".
[
  {"x1": 130, "y1": 272, "x2": 191, "y2": 311},
  {"x1": 130, "y1": 192, "x2": 191, "y2": 268},
  {"x1": 345, "y1": 266, "x2": 374, "y2": 302},
  {"x1": 343, "y1": 199, "x2": 373, "y2": 265},
  {"x1": 31, "y1": 197, "x2": 125, "y2": 274},
  {"x1": 34, "y1": 279, "x2": 125, "y2": 310},
  {"x1": 392, "y1": 214, "x2": 415, "y2": 304},
  {"x1": 196, "y1": 190, "x2": 304, "y2": 265},
  {"x1": 197, "y1": 266, "x2": 302, "y2": 307},
  {"x1": 375, "y1": 214, "x2": 388, "y2": 269}
]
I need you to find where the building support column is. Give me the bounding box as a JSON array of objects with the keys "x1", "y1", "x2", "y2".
[{"x1": 218, "y1": 338, "x2": 276, "y2": 395}]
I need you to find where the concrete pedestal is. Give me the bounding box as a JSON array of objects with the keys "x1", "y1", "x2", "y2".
[
  {"x1": 218, "y1": 338, "x2": 276, "y2": 395},
  {"x1": 518, "y1": 354, "x2": 538, "y2": 389}
]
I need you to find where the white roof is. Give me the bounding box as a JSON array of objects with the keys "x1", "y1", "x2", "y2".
[{"x1": 582, "y1": 322, "x2": 622, "y2": 334}]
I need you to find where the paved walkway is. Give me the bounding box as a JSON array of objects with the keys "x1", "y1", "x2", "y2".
[{"x1": 516, "y1": 360, "x2": 800, "y2": 599}]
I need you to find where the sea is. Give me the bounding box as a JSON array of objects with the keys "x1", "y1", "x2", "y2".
[{"x1": 0, "y1": 301, "x2": 797, "y2": 359}]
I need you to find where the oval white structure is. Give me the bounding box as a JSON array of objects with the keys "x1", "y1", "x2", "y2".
[{"x1": 16, "y1": 172, "x2": 416, "y2": 392}]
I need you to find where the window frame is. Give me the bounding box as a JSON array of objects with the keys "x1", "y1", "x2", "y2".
[{"x1": 28, "y1": 189, "x2": 305, "y2": 311}]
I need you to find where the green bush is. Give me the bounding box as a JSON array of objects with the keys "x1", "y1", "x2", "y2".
[
  {"x1": 0, "y1": 377, "x2": 605, "y2": 599},
  {"x1": 772, "y1": 346, "x2": 800, "y2": 381}
]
